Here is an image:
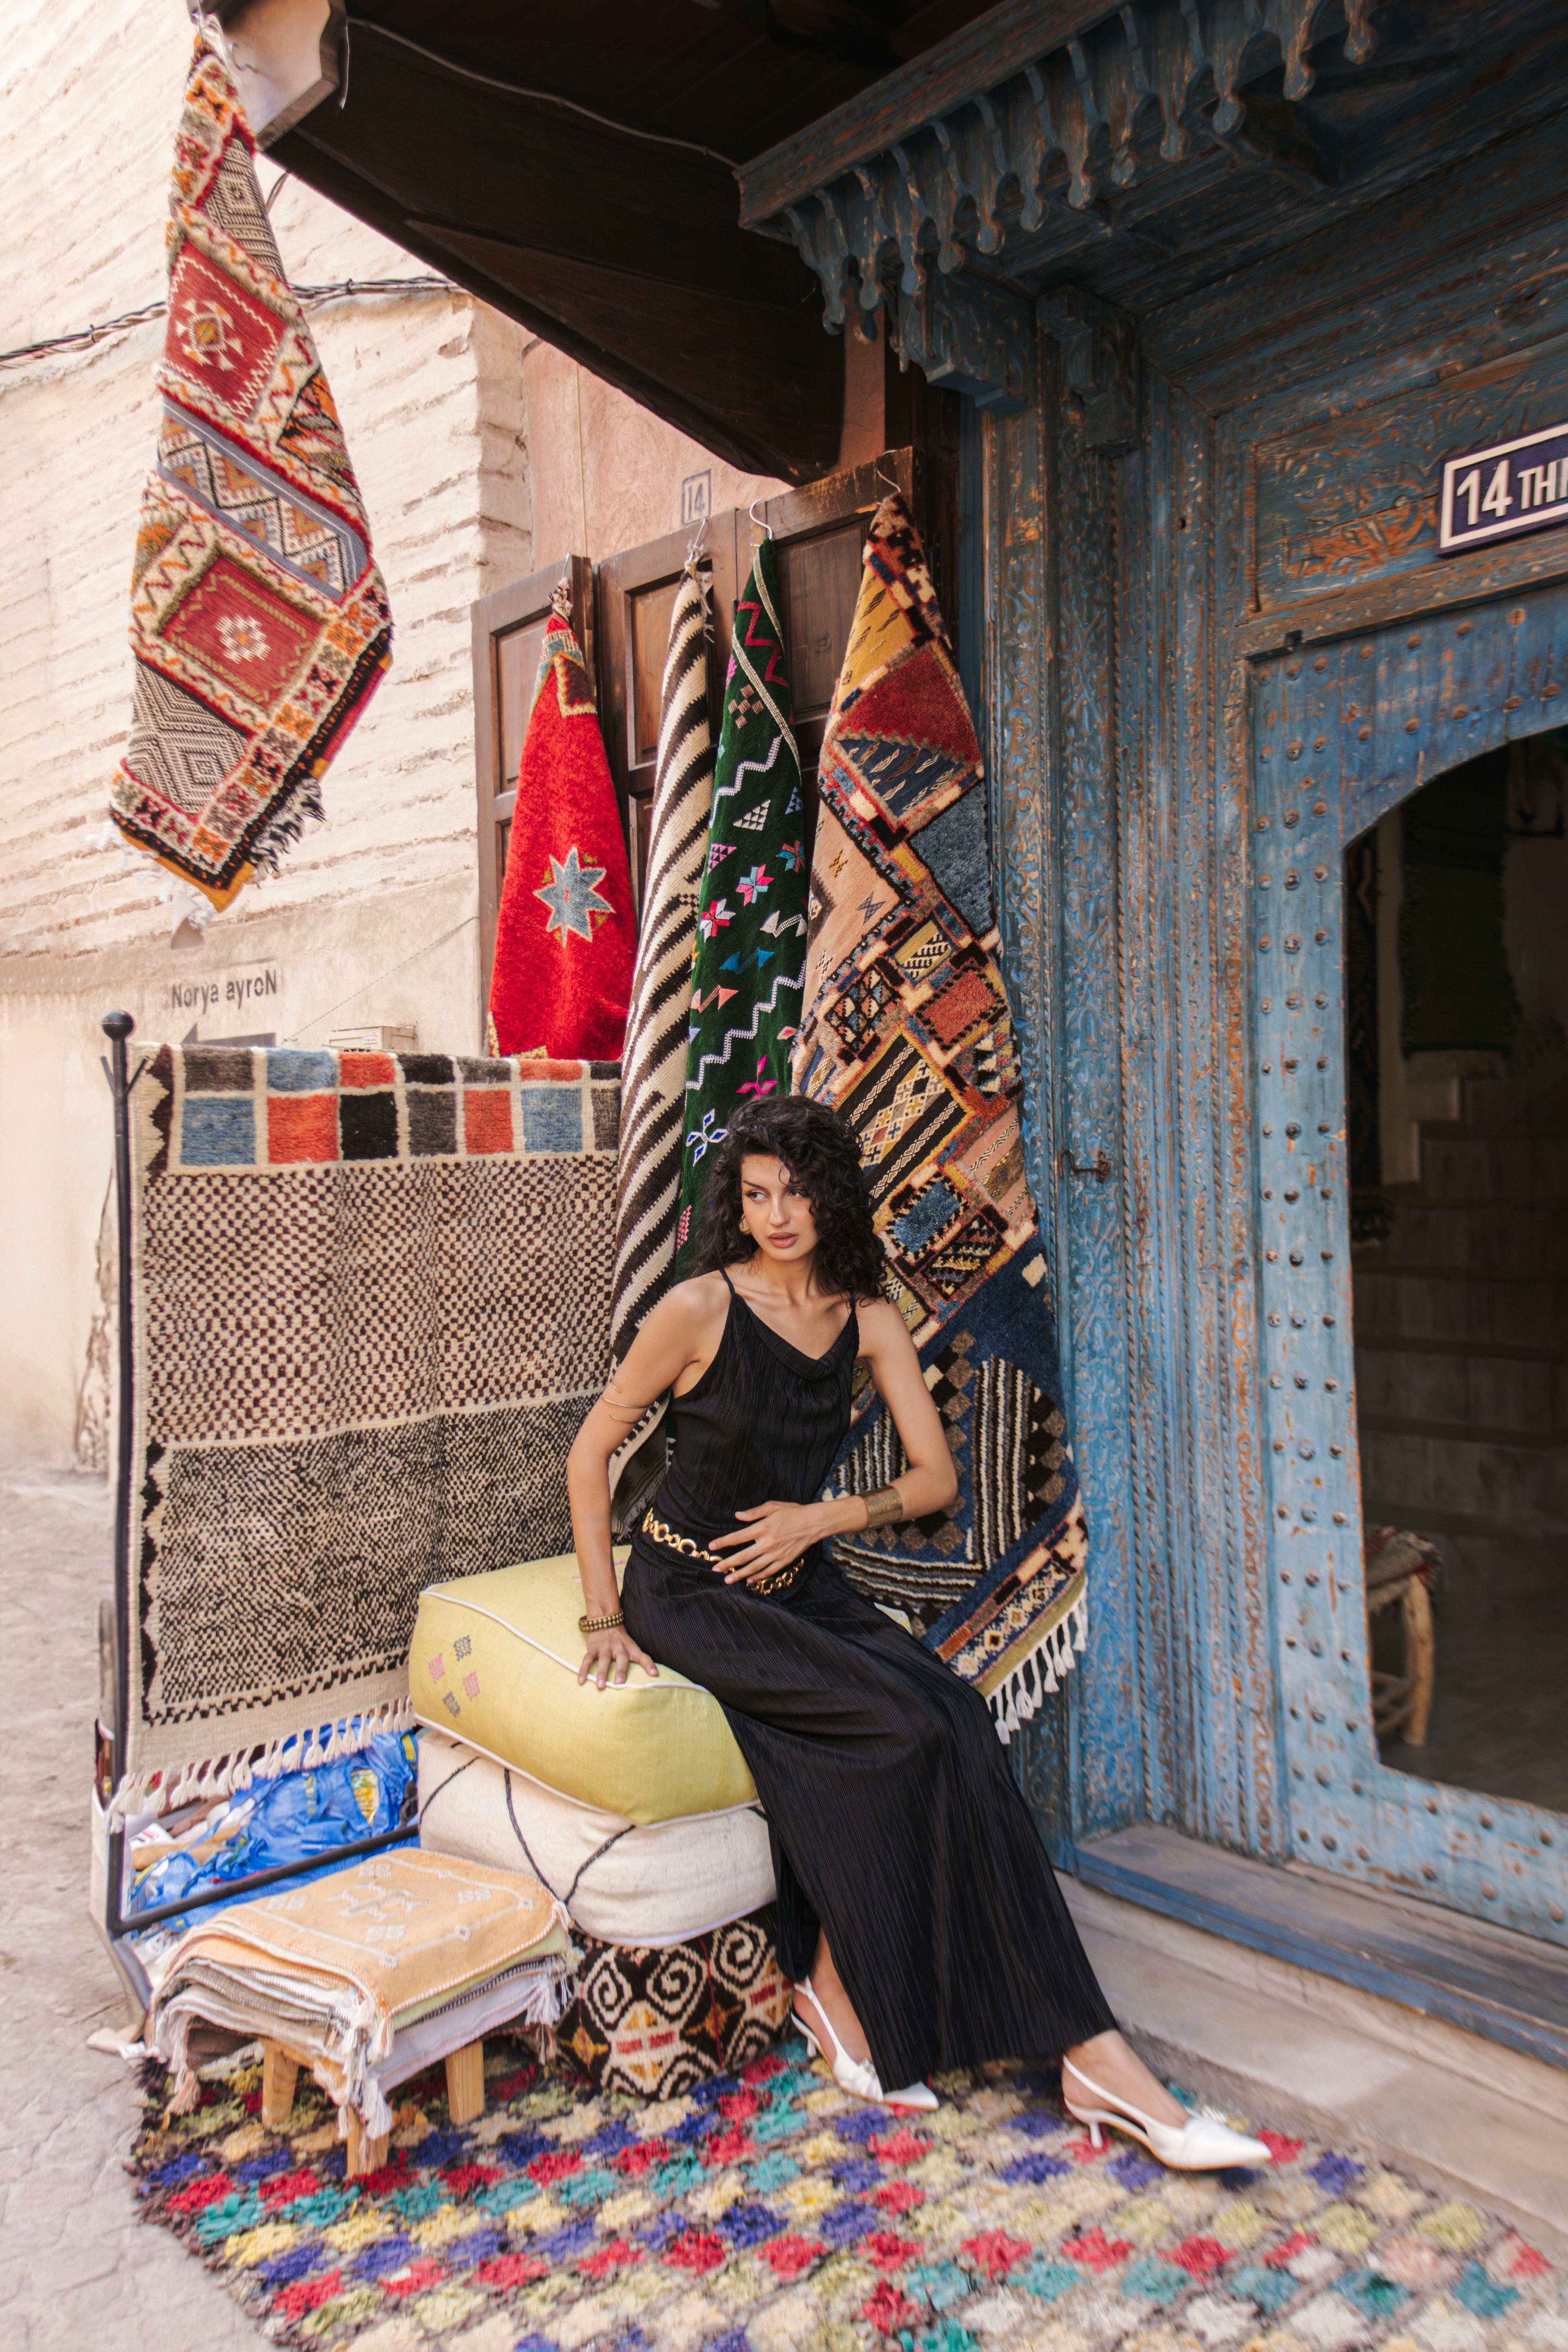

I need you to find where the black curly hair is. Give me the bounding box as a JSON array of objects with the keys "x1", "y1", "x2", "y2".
[{"x1": 693, "y1": 1096, "x2": 888, "y2": 1303}]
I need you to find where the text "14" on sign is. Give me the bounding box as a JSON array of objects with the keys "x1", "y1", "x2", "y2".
[{"x1": 1439, "y1": 421, "x2": 1568, "y2": 555}]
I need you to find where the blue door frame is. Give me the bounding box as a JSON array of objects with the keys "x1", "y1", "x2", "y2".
[{"x1": 973, "y1": 312, "x2": 1568, "y2": 1949}]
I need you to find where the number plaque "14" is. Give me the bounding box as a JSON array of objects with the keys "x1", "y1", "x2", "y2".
[{"x1": 1439, "y1": 420, "x2": 1568, "y2": 554}]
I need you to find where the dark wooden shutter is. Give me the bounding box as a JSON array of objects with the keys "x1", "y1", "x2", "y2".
[
  {"x1": 593, "y1": 448, "x2": 937, "y2": 878},
  {"x1": 470, "y1": 554, "x2": 593, "y2": 1027},
  {"x1": 595, "y1": 525, "x2": 735, "y2": 909}
]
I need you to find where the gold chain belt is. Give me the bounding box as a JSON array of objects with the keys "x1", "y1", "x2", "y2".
[{"x1": 640, "y1": 1508, "x2": 807, "y2": 1599}]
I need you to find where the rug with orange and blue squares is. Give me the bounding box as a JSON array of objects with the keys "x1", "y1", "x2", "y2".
[{"x1": 131, "y1": 2036, "x2": 1563, "y2": 2351}]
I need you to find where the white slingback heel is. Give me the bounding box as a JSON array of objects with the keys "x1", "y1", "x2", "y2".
[
  {"x1": 1063, "y1": 2057, "x2": 1270, "y2": 2172},
  {"x1": 791, "y1": 1978, "x2": 939, "y2": 2113}
]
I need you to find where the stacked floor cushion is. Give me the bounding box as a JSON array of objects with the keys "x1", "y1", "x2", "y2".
[
  {"x1": 418, "y1": 1729, "x2": 774, "y2": 1944},
  {"x1": 410, "y1": 1561, "x2": 786, "y2": 2085},
  {"x1": 410, "y1": 1554, "x2": 755, "y2": 1821},
  {"x1": 553, "y1": 1910, "x2": 792, "y2": 2098}
]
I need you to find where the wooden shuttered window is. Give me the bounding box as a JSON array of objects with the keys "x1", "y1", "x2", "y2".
[{"x1": 471, "y1": 449, "x2": 949, "y2": 1030}]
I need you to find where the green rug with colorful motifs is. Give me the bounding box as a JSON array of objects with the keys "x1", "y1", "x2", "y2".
[{"x1": 131, "y1": 2038, "x2": 1564, "y2": 2352}]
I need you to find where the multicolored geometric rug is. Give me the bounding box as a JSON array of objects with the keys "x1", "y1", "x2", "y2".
[
  {"x1": 113, "y1": 1046, "x2": 620, "y2": 1818},
  {"x1": 489, "y1": 598, "x2": 636, "y2": 1062},
  {"x1": 610, "y1": 562, "x2": 715, "y2": 1365},
  {"x1": 673, "y1": 537, "x2": 808, "y2": 1273},
  {"x1": 132, "y1": 2034, "x2": 1564, "y2": 2351},
  {"x1": 793, "y1": 495, "x2": 1087, "y2": 1737},
  {"x1": 111, "y1": 31, "x2": 391, "y2": 911}
]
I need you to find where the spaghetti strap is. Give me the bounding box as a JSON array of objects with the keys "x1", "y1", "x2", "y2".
[{"x1": 719, "y1": 1265, "x2": 737, "y2": 1296}]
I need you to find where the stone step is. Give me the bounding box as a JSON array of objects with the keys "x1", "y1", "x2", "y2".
[
  {"x1": 1357, "y1": 1422, "x2": 1568, "y2": 1535},
  {"x1": 1379, "y1": 1200, "x2": 1568, "y2": 1279},
  {"x1": 1419, "y1": 1135, "x2": 1568, "y2": 1205},
  {"x1": 1352, "y1": 1267, "x2": 1568, "y2": 1352},
  {"x1": 1354, "y1": 1341, "x2": 1568, "y2": 1437}
]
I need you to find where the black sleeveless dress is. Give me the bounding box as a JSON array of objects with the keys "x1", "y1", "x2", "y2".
[{"x1": 621, "y1": 1269, "x2": 1114, "y2": 2089}]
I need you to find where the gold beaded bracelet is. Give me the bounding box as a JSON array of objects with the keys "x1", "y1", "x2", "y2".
[
  {"x1": 862, "y1": 1484, "x2": 905, "y2": 1530},
  {"x1": 579, "y1": 1608, "x2": 626, "y2": 1636}
]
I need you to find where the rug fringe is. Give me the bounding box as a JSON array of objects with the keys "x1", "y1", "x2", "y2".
[
  {"x1": 110, "y1": 1698, "x2": 417, "y2": 1821},
  {"x1": 987, "y1": 1595, "x2": 1089, "y2": 1744}
]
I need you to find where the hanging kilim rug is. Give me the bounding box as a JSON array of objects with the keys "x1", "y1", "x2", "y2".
[
  {"x1": 489, "y1": 596, "x2": 636, "y2": 1062},
  {"x1": 109, "y1": 31, "x2": 391, "y2": 911},
  {"x1": 793, "y1": 494, "x2": 1086, "y2": 1739},
  {"x1": 610, "y1": 562, "x2": 716, "y2": 1364},
  {"x1": 132, "y1": 2036, "x2": 1565, "y2": 2352},
  {"x1": 112, "y1": 1045, "x2": 621, "y2": 1818},
  {"x1": 673, "y1": 537, "x2": 808, "y2": 1275}
]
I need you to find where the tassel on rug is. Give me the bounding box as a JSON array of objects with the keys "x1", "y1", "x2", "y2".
[
  {"x1": 109, "y1": 28, "x2": 391, "y2": 910},
  {"x1": 672, "y1": 538, "x2": 807, "y2": 1271},
  {"x1": 488, "y1": 590, "x2": 635, "y2": 1062},
  {"x1": 608, "y1": 563, "x2": 715, "y2": 1364},
  {"x1": 794, "y1": 494, "x2": 1089, "y2": 1736}
]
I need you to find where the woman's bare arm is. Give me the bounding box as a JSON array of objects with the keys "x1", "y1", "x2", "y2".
[
  {"x1": 566, "y1": 1275, "x2": 729, "y2": 1684},
  {"x1": 710, "y1": 1295, "x2": 958, "y2": 1583}
]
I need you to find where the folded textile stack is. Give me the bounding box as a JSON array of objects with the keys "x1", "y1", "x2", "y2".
[
  {"x1": 409, "y1": 1556, "x2": 789, "y2": 2085},
  {"x1": 148, "y1": 1849, "x2": 572, "y2": 2136}
]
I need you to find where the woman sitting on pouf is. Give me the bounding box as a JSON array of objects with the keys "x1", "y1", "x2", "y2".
[{"x1": 566, "y1": 1096, "x2": 1264, "y2": 2167}]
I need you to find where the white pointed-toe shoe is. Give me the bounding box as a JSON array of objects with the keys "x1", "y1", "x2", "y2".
[
  {"x1": 791, "y1": 1978, "x2": 939, "y2": 2113},
  {"x1": 1063, "y1": 2058, "x2": 1270, "y2": 2172}
]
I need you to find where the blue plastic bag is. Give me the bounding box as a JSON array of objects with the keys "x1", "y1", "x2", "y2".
[{"x1": 127, "y1": 1728, "x2": 417, "y2": 1926}]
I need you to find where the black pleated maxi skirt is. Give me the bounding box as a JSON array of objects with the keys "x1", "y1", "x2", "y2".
[{"x1": 622, "y1": 1534, "x2": 1116, "y2": 2092}]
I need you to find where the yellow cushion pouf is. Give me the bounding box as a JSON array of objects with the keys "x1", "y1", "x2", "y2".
[{"x1": 409, "y1": 1554, "x2": 757, "y2": 1824}]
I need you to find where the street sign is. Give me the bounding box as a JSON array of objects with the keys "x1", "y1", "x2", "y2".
[{"x1": 1438, "y1": 420, "x2": 1568, "y2": 554}]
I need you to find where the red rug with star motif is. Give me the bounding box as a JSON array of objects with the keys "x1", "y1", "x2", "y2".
[{"x1": 488, "y1": 604, "x2": 635, "y2": 1062}]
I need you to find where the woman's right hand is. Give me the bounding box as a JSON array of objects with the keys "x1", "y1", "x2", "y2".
[{"x1": 577, "y1": 1626, "x2": 659, "y2": 1690}]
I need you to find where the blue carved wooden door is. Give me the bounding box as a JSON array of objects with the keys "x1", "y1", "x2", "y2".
[{"x1": 1254, "y1": 583, "x2": 1568, "y2": 1942}]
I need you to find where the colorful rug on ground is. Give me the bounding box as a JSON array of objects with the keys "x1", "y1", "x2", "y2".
[
  {"x1": 132, "y1": 2034, "x2": 1563, "y2": 2351},
  {"x1": 611, "y1": 561, "x2": 716, "y2": 1365},
  {"x1": 490, "y1": 596, "x2": 636, "y2": 1063},
  {"x1": 673, "y1": 537, "x2": 808, "y2": 1275},
  {"x1": 110, "y1": 31, "x2": 391, "y2": 911},
  {"x1": 792, "y1": 495, "x2": 1086, "y2": 1737},
  {"x1": 113, "y1": 1045, "x2": 621, "y2": 1817}
]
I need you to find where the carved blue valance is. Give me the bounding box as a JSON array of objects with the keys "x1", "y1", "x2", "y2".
[{"x1": 740, "y1": 0, "x2": 1383, "y2": 411}]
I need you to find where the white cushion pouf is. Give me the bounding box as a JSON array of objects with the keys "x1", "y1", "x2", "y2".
[{"x1": 418, "y1": 1730, "x2": 776, "y2": 1947}]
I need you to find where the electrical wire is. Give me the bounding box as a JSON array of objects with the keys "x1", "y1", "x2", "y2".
[
  {"x1": 1, "y1": 274, "x2": 458, "y2": 370},
  {"x1": 343, "y1": 14, "x2": 739, "y2": 171}
]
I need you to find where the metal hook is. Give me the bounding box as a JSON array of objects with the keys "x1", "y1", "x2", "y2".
[
  {"x1": 683, "y1": 512, "x2": 709, "y2": 570},
  {"x1": 748, "y1": 497, "x2": 774, "y2": 541},
  {"x1": 550, "y1": 573, "x2": 573, "y2": 621},
  {"x1": 874, "y1": 453, "x2": 901, "y2": 499}
]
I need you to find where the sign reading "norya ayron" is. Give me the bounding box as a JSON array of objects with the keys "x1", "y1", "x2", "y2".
[{"x1": 1439, "y1": 420, "x2": 1568, "y2": 555}]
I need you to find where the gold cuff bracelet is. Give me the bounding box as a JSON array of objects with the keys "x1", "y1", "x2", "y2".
[{"x1": 862, "y1": 1484, "x2": 905, "y2": 1530}]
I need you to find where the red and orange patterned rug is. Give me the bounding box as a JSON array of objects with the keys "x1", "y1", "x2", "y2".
[{"x1": 110, "y1": 31, "x2": 391, "y2": 909}]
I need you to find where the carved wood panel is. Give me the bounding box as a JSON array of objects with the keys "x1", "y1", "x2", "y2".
[
  {"x1": 1251, "y1": 583, "x2": 1568, "y2": 1945},
  {"x1": 1252, "y1": 338, "x2": 1568, "y2": 614}
]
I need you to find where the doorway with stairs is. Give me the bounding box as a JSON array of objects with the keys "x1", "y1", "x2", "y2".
[{"x1": 1345, "y1": 730, "x2": 1568, "y2": 1814}]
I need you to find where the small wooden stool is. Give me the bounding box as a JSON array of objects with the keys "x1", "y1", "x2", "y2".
[
  {"x1": 261, "y1": 2035, "x2": 486, "y2": 2177},
  {"x1": 1365, "y1": 1528, "x2": 1437, "y2": 1747}
]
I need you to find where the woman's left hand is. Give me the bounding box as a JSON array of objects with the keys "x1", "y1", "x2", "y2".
[{"x1": 710, "y1": 1501, "x2": 822, "y2": 1583}]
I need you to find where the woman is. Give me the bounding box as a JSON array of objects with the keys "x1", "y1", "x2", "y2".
[{"x1": 567, "y1": 1098, "x2": 1266, "y2": 2167}]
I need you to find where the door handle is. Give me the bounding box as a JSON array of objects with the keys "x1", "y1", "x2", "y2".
[{"x1": 1059, "y1": 1147, "x2": 1113, "y2": 1182}]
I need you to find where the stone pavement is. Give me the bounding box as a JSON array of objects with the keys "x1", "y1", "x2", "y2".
[{"x1": 0, "y1": 1464, "x2": 264, "y2": 2352}]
